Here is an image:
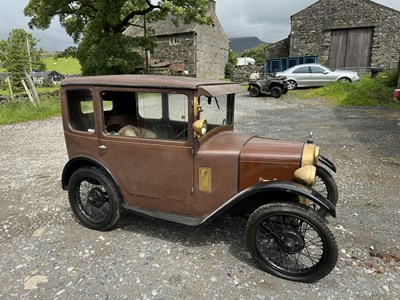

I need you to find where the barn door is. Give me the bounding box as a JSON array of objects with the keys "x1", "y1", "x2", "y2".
[{"x1": 328, "y1": 28, "x2": 373, "y2": 69}]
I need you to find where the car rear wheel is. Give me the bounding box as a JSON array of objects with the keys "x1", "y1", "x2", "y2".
[
  {"x1": 249, "y1": 86, "x2": 260, "y2": 97},
  {"x1": 246, "y1": 202, "x2": 338, "y2": 282},
  {"x1": 270, "y1": 86, "x2": 282, "y2": 98},
  {"x1": 68, "y1": 167, "x2": 121, "y2": 231},
  {"x1": 287, "y1": 80, "x2": 297, "y2": 90}
]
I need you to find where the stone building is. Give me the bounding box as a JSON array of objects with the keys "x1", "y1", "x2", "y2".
[
  {"x1": 266, "y1": 0, "x2": 400, "y2": 70},
  {"x1": 125, "y1": 0, "x2": 228, "y2": 79}
]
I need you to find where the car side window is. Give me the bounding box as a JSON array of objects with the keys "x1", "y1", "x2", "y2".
[
  {"x1": 102, "y1": 90, "x2": 188, "y2": 140},
  {"x1": 293, "y1": 66, "x2": 310, "y2": 74},
  {"x1": 199, "y1": 94, "x2": 233, "y2": 131},
  {"x1": 138, "y1": 92, "x2": 189, "y2": 140},
  {"x1": 310, "y1": 66, "x2": 326, "y2": 73},
  {"x1": 67, "y1": 89, "x2": 95, "y2": 132}
]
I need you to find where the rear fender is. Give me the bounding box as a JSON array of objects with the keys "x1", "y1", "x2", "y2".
[{"x1": 61, "y1": 156, "x2": 118, "y2": 191}]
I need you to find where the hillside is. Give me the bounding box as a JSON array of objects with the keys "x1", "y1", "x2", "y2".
[
  {"x1": 229, "y1": 37, "x2": 268, "y2": 54},
  {"x1": 43, "y1": 56, "x2": 81, "y2": 74}
]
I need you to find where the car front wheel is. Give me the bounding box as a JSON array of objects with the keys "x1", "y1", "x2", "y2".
[
  {"x1": 68, "y1": 166, "x2": 121, "y2": 231},
  {"x1": 246, "y1": 202, "x2": 338, "y2": 282},
  {"x1": 287, "y1": 80, "x2": 297, "y2": 90},
  {"x1": 338, "y1": 77, "x2": 351, "y2": 82}
]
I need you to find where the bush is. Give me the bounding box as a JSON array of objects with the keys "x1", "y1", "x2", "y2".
[{"x1": 304, "y1": 72, "x2": 398, "y2": 107}]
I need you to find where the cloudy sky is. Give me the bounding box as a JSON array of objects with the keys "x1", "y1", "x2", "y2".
[{"x1": 1, "y1": 0, "x2": 400, "y2": 51}]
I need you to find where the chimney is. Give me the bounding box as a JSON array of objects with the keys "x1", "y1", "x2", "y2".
[{"x1": 209, "y1": 0, "x2": 216, "y2": 13}]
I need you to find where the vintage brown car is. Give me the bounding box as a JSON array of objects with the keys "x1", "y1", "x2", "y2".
[{"x1": 60, "y1": 75, "x2": 339, "y2": 282}]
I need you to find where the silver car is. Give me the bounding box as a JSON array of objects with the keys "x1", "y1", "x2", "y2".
[{"x1": 276, "y1": 63, "x2": 360, "y2": 90}]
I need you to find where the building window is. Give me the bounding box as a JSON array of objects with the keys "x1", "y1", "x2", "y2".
[{"x1": 170, "y1": 38, "x2": 180, "y2": 45}]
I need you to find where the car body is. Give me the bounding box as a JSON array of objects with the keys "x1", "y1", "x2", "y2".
[
  {"x1": 276, "y1": 63, "x2": 360, "y2": 89},
  {"x1": 60, "y1": 75, "x2": 339, "y2": 282}
]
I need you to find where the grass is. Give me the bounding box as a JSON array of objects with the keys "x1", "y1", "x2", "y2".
[
  {"x1": 43, "y1": 56, "x2": 81, "y2": 74},
  {"x1": 294, "y1": 71, "x2": 400, "y2": 109},
  {"x1": 0, "y1": 95, "x2": 61, "y2": 125},
  {"x1": 1, "y1": 55, "x2": 81, "y2": 74}
]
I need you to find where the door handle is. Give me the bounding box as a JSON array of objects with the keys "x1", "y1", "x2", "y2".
[{"x1": 99, "y1": 145, "x2": 107, "y2": 149}]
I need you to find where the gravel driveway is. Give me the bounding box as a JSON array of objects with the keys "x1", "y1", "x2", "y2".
[{"x1": 0, "y1": 94, "x2": 399, "y2": 299}]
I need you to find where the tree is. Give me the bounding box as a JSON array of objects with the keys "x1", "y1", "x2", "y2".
[
  {"x1": 24, "y1": 0, "x2": 212, "y2": 75},
  {"x1": 225, "y1": 50, "x2": 237, "y2": 79},
  {"x1": 241, "y1": 43, "x2": 268, "y2": 64},
  {"x1": 0, "y1": 28, "x2": 45, "y2": 88}
]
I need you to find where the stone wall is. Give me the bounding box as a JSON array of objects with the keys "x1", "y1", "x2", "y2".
[
  {"x1": 290, "y1": 0, "x2": 400, "y2": 69},
  {"x1": 196, "y1": 28, "x2": 229, "y2": 79},
  {"x1": 231, "y1": 64, "x2": 264, "y2": 84},
  {"x1": 153, "y1": 33, "x2": 196, "y2": 76},
  {"x1": 195, "y1": 4, "x2": 229, "y2": 79},
  {"x1": 265, "y1": 38, "x2": 290, "y2": 60}
]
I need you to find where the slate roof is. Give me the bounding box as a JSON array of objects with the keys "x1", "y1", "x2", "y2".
[{"x1": 124, "y1": 1, "x2": 216, "y2": 37}]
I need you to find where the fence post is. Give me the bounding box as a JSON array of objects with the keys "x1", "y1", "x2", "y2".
[
  {"x1": 25, "y1": 71, "x2": 40, "y2": 106},
  {"x1": 5, "y1": 77, "x2": 14, "y2": 101},
  {"x1": 21, "y1": 79, "x2": 37, "y2": 107}
]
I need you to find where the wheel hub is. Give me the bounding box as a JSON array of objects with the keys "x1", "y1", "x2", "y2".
[
  {"x1": 278, "y1": 229, "x2": 305, "y2": 254},
  {"x1": 88, "y1": 187, "x2": 106, "y2": 208}
]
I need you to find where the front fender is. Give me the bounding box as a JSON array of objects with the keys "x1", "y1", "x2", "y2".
[
  {"x1": 319, "y1": 155, "x2": 337, "y2": 173},
  {"x1": 203, "y1": 180, "x2": 336, "y2": 224}
]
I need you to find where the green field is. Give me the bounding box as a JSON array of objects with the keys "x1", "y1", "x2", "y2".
[
  {"x1": 43, "y1": 56, "x2": 81, "y2": 74},
  {"x1": 0, "y1": 55, "x2": 81, "y2": 74}
]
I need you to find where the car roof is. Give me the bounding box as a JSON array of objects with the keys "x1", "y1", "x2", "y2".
[
  {"x1": 61, "y1": 74, "x2": 244, "y2": 96},
  {"x1": 280, "y1": 63, "x2": 327, "y2": 72},
  {"x1": 288, "y1": 63, "x2": 323, "y2": 69}
]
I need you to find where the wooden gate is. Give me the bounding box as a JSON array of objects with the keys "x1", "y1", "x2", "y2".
[{"x1": 328, "y1": 27, "x2": 374, "y2": 69}]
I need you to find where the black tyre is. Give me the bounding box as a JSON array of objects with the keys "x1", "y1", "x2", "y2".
[
  {"x1": 314, "y1": 166, "x2": 338, "y2": 212},
  {"x1": 270, "y1": 86, "x2": 282, "y2": 98},
  {"x1": 68, "y1": 167, "x2": 121, "y2": 231},
  {"x1": 338, "y1": 77, "x2": 351, "y2": 83},
  {"x1": 246, "y1": 202, "x2": 338, "y2": 282},
  {"x1": 249, "y1": 86, "x2": 260, "y2": 97},
  {"x1": 287, "y1": 80, "x2": 297, "y2": 90}
]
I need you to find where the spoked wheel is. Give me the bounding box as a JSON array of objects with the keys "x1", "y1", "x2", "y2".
[
  {"x1": 246, "y1": 202, "x2": 338, "y2": 282},
  {"x1": 68, "y1": 167, "x2": 121, "y2": 231},
  {"x1": 312, "y1": 166, "x2": 338, "y2": 214}
]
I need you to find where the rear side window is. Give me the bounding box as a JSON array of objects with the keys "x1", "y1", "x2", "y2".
[
  {"x1": 67, "y1": 89, "x2": 95, "y2": 132},
  {"x1": 293, "y1": 67, "x2": 310, "y2": 74}
]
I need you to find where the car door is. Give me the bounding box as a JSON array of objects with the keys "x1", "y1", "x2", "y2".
[
  {"x1": 291, "y1": 66, "x2": 311, "y2": 87},
  {"x1": 97, "y1": 88, "x2": 194, "y2": 214},
  {"x1": 310, "y1": 65, "x2": 335, "y2": 86}
]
